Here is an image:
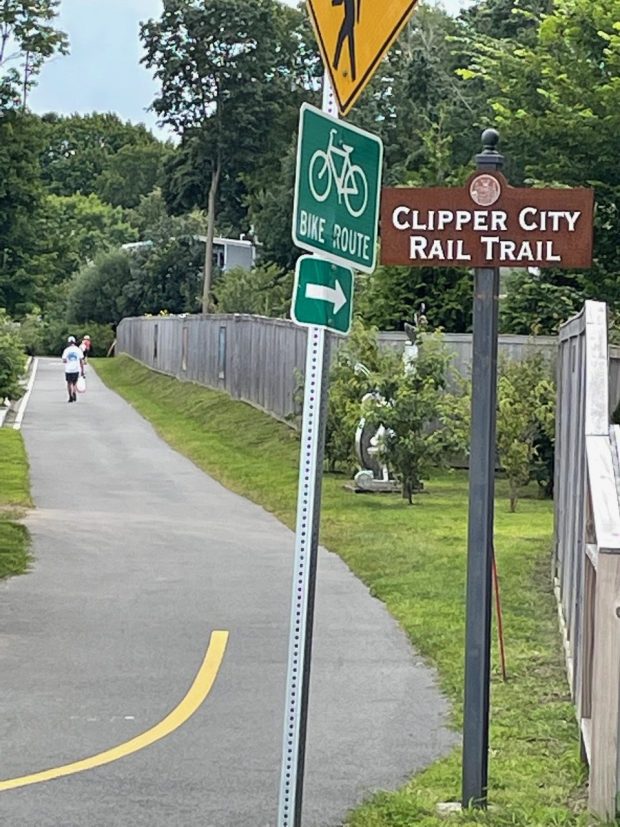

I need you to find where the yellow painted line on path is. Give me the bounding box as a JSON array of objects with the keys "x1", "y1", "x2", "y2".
[{"x1": 0, "y1": 630, "x2": 229, "y2": 792}]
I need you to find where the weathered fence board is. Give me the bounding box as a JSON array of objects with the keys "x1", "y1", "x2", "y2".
[
  {"x1": 118, "y1": 315, "x2": 308, "y2": 422},
  {"x1": 554, "y1": 301, "x2": 620, "y2": 821}
]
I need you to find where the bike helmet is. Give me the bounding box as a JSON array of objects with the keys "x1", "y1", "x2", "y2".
[{"x1": 67, "y1": 336, "x2": 76, "y2": 343}]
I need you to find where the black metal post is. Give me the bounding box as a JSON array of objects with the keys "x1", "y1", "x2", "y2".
[{"x1": 462, "y1": 128, "x2": 504, "y2": 809}]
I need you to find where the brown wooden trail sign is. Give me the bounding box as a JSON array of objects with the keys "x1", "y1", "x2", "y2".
[
  {"x1": 306, "y1": 0, "x2": 419, "y2": 116},
  {"x1": 380, "y1": 171, "x2": 594, "y2": 268}
]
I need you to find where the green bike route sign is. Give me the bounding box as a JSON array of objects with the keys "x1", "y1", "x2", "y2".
[
  {"x1": 292, "y1": 103, "x2": 383, "y2": 273},
  {"x1": 291, "y1": 255, "x2": 354, "y2": 335}
]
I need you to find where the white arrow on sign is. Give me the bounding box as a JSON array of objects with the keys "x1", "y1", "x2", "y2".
[{"x1": 305, "y1": 280, "x2": 347, "y2": 314}]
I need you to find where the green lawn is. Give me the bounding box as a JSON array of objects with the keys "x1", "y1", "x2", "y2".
[
  {"x1": 0, "y1": 429, "x2": 32, "y2": 579},
  {"x1": 94, "y1": 355, "x2": 593, "y2": 826}
]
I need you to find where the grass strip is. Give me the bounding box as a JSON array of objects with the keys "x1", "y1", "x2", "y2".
[
  {"x1": 0, "y1": 429, "x2": 32, "y2": 579},
  {"x1": 94, "y1": 356, "x2": 591, "y2": 826}
]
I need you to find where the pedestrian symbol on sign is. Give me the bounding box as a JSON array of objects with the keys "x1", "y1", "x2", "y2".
[
  {"x1": 332, "y1": 0, "x2": 361, "y2": 81},
  {"x1": 306, "y1": 0, "x2": 419, "y2": 116}
]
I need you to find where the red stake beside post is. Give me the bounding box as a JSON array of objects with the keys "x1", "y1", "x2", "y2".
[{"x1": 492, "y1": 549, "x2": 507, "y2": 683}]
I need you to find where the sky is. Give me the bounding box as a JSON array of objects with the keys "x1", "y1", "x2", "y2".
[
  {"x1": 29, "y1": 0, "x2": 166, "y2": 135},
  {"x1": 29, "y1": 0, "x2": 467, "y2": 139}
]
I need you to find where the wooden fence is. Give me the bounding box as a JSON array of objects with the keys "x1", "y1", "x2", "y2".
[
  {"x1": 116, "y1": 314, "x2": 559, "y2": 422},
  {"x1": 554, "y1": 301, "x2": 620, "y2": 821},
  {"x1": 117, "y1": 314, "x2": 308, "y2": 422}
]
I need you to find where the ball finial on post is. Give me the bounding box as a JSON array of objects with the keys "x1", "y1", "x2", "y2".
[
  {"x1": 481, "y1": 128, "x2": 500, "y2": 154},
  {"x1": 475, "y1": 128, "x2": 503, "y2": 171}
]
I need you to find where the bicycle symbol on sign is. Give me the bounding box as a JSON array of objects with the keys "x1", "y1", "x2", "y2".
[{"x1": 308, "y1": 129, "x2": 369, "y2": 218}]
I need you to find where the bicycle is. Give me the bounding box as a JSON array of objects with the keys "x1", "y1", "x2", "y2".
[{"x1": 308, "y1": 129, "x2": 368, "y2": 218}]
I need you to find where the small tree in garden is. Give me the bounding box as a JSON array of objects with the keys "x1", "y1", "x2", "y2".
[
  {"x1": 364, "y1": 332, "x2": 469, "y2": 503},
  {"x1": 496, "y1": 352, "x2": 555, "y2": 512},
  {"x1": 0, "y1": 310, "x2": 26, "y2": 400},
  {"x1": 323, "y1": 320, "x2": 392, "y2": 473}
]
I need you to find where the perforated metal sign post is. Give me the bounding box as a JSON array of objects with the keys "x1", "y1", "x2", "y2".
[
  {"x1": 277, "y1": 323, "x2": 331, "y2": 827},
  {"x1": 277, "y1": 77, "x2": 339, "y2": 827}
]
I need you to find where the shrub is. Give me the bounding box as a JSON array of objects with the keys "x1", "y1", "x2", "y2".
[
  {"x1": 72, "y1": 322, "x2": 116, "y2": 358},
  {"x1": 496, "y1": 352, "x2": 556, "y2": 511},
  {"x1": 213, "y1": 264, "x2": 293, "y2": 317},
  {"x1": 0, "y1": 310, "x2": 26, "y2": 400},
  {"x1": 500, "y1": 270, "x2": 582, "y2": 335},
  {"x1": 18, "y1": 312, "x2": 45, "y2": 356},
  {"x1": 17, "y1": 301, "x2": 115, "y2": 359},
  {"x1": 19, "y1": 310, "x2": 69, "y2": 356},
  {"x1": 18, "y1": 297, "x2": 77, "y2": 357},
  {"x1": 67, "y1": 251, "x2": 137, "y2": 326}
]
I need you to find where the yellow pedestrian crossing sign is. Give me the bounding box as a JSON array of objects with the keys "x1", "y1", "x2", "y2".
[{"x1": 306, "y1": 0, "x2": 419, "y2": 115}]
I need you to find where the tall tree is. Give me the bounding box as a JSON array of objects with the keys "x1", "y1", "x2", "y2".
[
  {"x1": 0, "y1": 110, "x2": 44, "y2": 315},
  {"x1": 459, "y1": 0, "x2": 620, "y2": 311},
  {"x1": 39, "y1": 112, "x2": 167, "y2": 200},
  {"x1": 353, "y1": 4, "x2": 485, "y2": 183},
  {"x1": 36, "y1": 193, "x2": 137, "y2": 298},
  {"x1": 141, "y1": 0, "x2": 318, "y2": 311},
  {"x1": 0, "y1": 2, "x2": 67, "y2": 315},
  {"x1": 126, "y1": 188, "x2": 205, "y2": 243},
  {"x1": 246, "y1": 139, "x2": 299, "y2": 273},
  {"x1": 459, "y1": 0, "x2": 550, "y2": 41},
  {"x1": 0, "y1": 0, "x2": 68, "y2": 109},
  {"x1": 94, "y1": 141, "x2": 171, "y2": 208}
]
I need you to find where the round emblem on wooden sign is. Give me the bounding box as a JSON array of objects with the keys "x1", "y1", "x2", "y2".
[{"x1": 469, "y1": 174, "x2": 501, "y2": 207}]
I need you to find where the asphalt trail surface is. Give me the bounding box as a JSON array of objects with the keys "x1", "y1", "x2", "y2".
[{"x1": 0, "y1": 358, "x2": 456, "y2": 826}]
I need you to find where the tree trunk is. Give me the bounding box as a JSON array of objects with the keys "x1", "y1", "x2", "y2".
[
  {"x1": 0, "y1": 22, "x2": 10, "y2": 66},
  {"x1": 201, "y1": 163, "x2": 221, "y2": 314},
  {"x1": 21, "y1": 51, "x2": 30, "y2": 110},
  {"x1": 403, "y1": 480, "x2": 413, "y2": 505},
  {"x1": 509, "y1": 481, "x2": 518, "y2": 513}
]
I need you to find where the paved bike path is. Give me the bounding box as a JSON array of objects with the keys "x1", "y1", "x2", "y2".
[{"x1": 0, "y1": 358, "x2": 456, "y2": 825}]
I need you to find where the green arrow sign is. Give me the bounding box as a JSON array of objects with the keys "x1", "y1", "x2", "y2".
[
  {"x1": 293, "y1": 103, "x2": 383, "y2": 273},
  {"x1": 292, "y1": 255, "x2": 353, "y2": 335}
]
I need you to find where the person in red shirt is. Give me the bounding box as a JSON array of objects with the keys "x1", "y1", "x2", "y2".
[{"x1": 80, "y1": 334, "x2": 92, "y2": 364}]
